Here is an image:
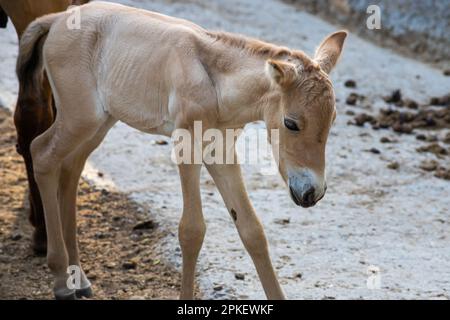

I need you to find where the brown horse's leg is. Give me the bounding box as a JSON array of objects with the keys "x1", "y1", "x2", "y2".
[{"x1": 14, "y1": 74, "x2": 55, "y2": 255}]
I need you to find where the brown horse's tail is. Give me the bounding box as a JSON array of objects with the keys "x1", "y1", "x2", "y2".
[
  {"x1": 0, "y1": 6, "x2": 8, "y2": 28},
  {"x1": 16, "y1": 13, "x2": 59, "y2": 98}
]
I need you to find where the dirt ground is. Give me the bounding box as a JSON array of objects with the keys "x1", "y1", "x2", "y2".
[{"x1": 0, "y1": 108, "x2": 183, "y2": 300}]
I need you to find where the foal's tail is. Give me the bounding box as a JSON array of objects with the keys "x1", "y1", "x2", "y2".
[{"x1": 16, "y1": 13, "x2": 59, "y2": 98}]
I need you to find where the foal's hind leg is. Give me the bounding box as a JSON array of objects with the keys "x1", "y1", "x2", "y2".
[
  {"x1": 58, "y1": 117, "x2": 116, "y2": 299},
  {"x1": 31, "y1": 112, "x2": 106, "y2": 299}
]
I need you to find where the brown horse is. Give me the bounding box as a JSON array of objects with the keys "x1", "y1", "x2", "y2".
[{"x1": 0, "y1": 0, "x2": 89, "y2": 254}]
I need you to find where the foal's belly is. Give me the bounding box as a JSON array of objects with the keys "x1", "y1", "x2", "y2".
[
  {"x1": 99, "y1": 69, "x2": 174, "y2": 136},
  {"x1": 121, "y1": 118, "x2": 175, "y2": 137},
  {"x1": 106, "y1": 98, "x2": 175, "y2": 137}
]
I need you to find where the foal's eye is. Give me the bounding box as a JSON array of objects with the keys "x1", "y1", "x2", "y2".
[{"x1": 284, "y1": 118, "x2": 300, "y2": 132}]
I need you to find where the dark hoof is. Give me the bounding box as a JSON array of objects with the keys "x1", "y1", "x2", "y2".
[
  {"x1": 32, "y1": 229, "x2": 47, "y2": 256},
  {"x1": 76, "y1": 286, "x2": 93, "y2": 299},
  {"x1": 54, "y1": 291, "x2": 77, "y2": 300}
]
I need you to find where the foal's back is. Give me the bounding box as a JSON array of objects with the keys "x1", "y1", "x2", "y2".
[{"x1": 44, "y1": 1, "x2": 216, "y2": 133}]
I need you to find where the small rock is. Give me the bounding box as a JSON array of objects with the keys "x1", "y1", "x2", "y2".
[
  {"x1": 235, "y1": 273, "x2": 245, "y2": 281},
  {"x1": 387, "y1": 162, "x2": 400, "y2": 170},
  {"x1": 152, "y1": 259, "x2": 160, "y2": 266},
  {"x1": 314, "y1": 281, "x2": 325, "y2": 288},
  {"x1": 380, "y1": 137, "x2": 394, "y2": 143},
  {"x1": 294, "y1": 272, "x2": 303, "y2": 279},
  {"x1": 430, "y1": 94, "x2": 450, "y2": 107},
  {"x1": 274, "y1": 218, "x2": 290, "y2": 225},
  {"x1": 154, "y1": 140, "x2": 168, "y2": 146},
  {"x1": 354, "y1": 113, "x2": 374, "y2": 127},
  {"x1": 87, "y1": 273, "x2": 97, "y2": 281},
  {"x1": 11, "y1": 233, "x2": 22, "y2": 241},
  {"x1": 378, "y1": 121, "x2": 391, "y2": 129},
  {"x1": 420, "y1": 160, "x2": 438, "y2": 172},
  {"x1": 392, "y1": 122, "x2": 413, "y2": 134},
  {"x1": 435, "y1": 167, "x2": 450, "y2": 180},
  {"x1": 213, "y1": 285, "x2": 224, "y2": 291},
  {"x1": 344, "y1": 79, "x2": 357, "y2": 88},
  {"x1": 425, "y1": 115, "x2": 437, "y2": 127},
  {"x1": 368, "y1": 148, "x2": 381, "y2": 154},
  {"x1": 443, "y1": 132, "x2": 450, "y2": 144},
  {"x1": 133, "y1": 220, "x2": 156, "y2": 231},
  {"x1": 416, "y1": 134, "x2": 427, "y2": 141},
  {"x1": 97, "y1": 171, "x2": 104, "y2": 178},
  {"x1": 430, "y1": 97, "x2": 440, "y2": 105},
  {"x1": 384, "y1": 89, "x2": 402, "y2": 104},
  {"x1": 345, "y1": 110, "x2": 355, "y2": 116},
  {"x1": 417, "y1": 143, "x2": 448, "y2": 156},
  {"x1": 94, "y1": 232, "x2": 108, "y2": 239},
  {"x1": 404, "y1": 99, "x2": 418, "y2": 109},
  {"x1": 346, "y1": 93, "x2": 359, "y2": 106},
  {"x1": 122, "y1": 261, "x2": 137, "y2": 270},
  {"x1": 444, "y1": 70, "x2": 450, "y2": 76}
]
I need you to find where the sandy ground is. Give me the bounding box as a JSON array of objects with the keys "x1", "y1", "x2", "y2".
[{"x1": 0, "y1": 0, "x2": 449, "y2": 300}]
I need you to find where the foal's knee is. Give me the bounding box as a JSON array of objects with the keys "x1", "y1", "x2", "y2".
[
  {"x1": 30, "y1": 134, "x2": 59, "y2": 177},
  {"x1": 179, "y1": 218, "x2": 206, "y2": 253}
]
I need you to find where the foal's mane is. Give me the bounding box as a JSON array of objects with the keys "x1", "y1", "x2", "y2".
[
  {"x1": 206, "y1": 31, "x2": 312, "y2": 65},
  {"x1": 205, "y1": 30, "x2": 334, "y2": 106}
]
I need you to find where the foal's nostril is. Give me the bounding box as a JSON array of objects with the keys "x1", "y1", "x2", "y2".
[
  {"x1": 290, "y1": 186, "x2": 301, "y2": 205},
  {"x1": 302, "y1": 187, "x2": 316, "y2": 206}
]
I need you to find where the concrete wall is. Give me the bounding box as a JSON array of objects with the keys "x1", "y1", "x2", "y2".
[{"x1": 284, "y1": 0, "x2": 450, "y2": 68}]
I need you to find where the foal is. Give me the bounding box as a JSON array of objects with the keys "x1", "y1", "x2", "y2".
[
  {"x1": 19, "y1": 2, "x2": 346, "y2": 299},
  {"x1": 0, "y1": 0, "x2": 89, "y2": 254}
]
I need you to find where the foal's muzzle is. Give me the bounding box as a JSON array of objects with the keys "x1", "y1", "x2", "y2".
[{"x1": 288, "y1": 169, "x2": 326, "y2": 208}]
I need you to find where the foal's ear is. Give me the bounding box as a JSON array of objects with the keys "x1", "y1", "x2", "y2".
[
  {"x1": 266, "y1": 59, "x2": 298, "y2": 87},
  {"x1": 314, "y1": 31, "x2": 347, "y2": 74}
]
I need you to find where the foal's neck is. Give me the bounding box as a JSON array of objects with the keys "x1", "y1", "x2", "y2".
[{"x1": 201, "y1": 44, "x2": 278, "y2": 128}]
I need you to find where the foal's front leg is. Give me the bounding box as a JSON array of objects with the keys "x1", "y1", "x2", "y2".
[
  {"x1": 178, "y1": 164, "x2": 206, "y2": 299},
  {"x1": 206, "y1": 163, "x2": 286, "y2": 300}
]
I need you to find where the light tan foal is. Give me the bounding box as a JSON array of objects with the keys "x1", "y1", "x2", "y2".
[{"x1": 19, "y1": 2, "x2": 346, "y2": 299}]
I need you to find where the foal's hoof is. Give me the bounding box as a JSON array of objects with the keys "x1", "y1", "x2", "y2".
[
  {"x1": 31, "y1": 229, "x2": 47, "y2": 256},
  {"x1": 76, "y1": 286, "x2": 93, "y2": 299},
  {"x1": 54, "y1": 290, "x2": 77, "y2": 300}
]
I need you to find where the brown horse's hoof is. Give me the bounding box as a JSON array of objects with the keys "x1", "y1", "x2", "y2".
[
  {"x1": 31, "y1": 228, "x2": 47, "y2": 256},
  {"x1": 76, "y1": 286, "x2": 93, "y2": 299}
]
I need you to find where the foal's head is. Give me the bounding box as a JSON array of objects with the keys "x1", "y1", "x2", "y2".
[{"x1": 264, "y1": 31, "x2": 347, "y2": 208}]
